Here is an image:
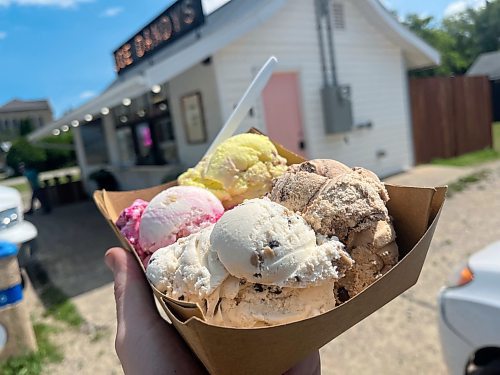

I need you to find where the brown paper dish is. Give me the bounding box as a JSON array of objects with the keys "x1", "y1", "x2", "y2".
[{"x1": 94, "y1": 131, "x2": 446, "y2": 375}]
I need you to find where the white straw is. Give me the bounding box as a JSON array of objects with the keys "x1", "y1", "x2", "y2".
[{"x1": 202, "y1": 56, "x2": 278, "y2": 159}]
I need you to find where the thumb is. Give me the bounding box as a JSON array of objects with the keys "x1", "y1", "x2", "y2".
[{"x1": 105, "y1": 247, "x2": 158, "y2": 329}]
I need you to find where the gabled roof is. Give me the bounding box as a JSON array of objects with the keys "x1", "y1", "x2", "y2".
[
  {"x1": 467, "y1": 51, "x2": 500, "y2": 80},
  {"x1": 0, "y1": 99, "x2": 51, "y2": 113}
]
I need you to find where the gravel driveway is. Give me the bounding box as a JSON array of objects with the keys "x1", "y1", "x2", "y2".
[{"x1": 22, "y1": 161, "x2": 500, "y2": 375}]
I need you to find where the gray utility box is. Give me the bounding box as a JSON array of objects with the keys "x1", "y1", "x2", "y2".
[{"x1": 321, "y1": 84, "x2": 353, "y2": 134}]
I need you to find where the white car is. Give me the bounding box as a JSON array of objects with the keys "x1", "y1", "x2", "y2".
[
  {"x1": 438, "y1": 241, "x2": 500, "y2": 375},
  {"x1": 0, "y1": 186, "x2": 38, "y2": 264}
]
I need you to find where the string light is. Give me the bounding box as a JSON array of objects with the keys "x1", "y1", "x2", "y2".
[
  {"x1": 159, "y1": 103, "x2": 167, "y2": 111},
  {"x1": 151, "y1": 85, "x2": 161, "y2": 94},
  {"x1": 52, "y1": 129, "x2": 61, "y2": 136},
  {"x1": 84, "y1": 114, "x2": 93, "y2": 122},
  {"x1": 61, "y1": 125, "x2": 70, "y2": 132},
  {"x1": 101, "y1": 107, "x2": 110, "y2": 115},
  {"x1": 137, "y1": 109, "x2": 146, "y2": 117},
  {"x1": 120, "y1": 115, "x2": 128, "y2": 123},
  {"x1": 71, "y1": 120, "x2": 79, "y2": 127},
  {"x1": 122, "y1": 98, "x2": 132, "y2": 106}
]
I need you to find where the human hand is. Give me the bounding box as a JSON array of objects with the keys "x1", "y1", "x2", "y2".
[{"x1": 105, "y1": 247, "x2": 321, "y2": 374}]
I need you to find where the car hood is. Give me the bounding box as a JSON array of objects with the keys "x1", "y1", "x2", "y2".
[
  {"x1": 0, "y1": 186, "x2": 21, "y2": 211},
  {"x1": 469, "y1": 241, "x2": 500, "y2": 273}
]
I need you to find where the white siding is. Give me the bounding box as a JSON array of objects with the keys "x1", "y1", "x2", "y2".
[
  {"x1": 169, "y1": 61, "x2": 224, "y2": 167},
  {"x1": 213, "y1": 0, "x2": 414, "y2": 176}
]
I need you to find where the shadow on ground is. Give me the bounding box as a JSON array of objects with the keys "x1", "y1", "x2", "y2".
[{"x1": 24, "y1": 201, "x2": 119, "y2": 299}]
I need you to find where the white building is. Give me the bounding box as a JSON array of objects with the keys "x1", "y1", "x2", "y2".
[{"x1": 29, "y1": 0, "x2": 439, "y2": 191}]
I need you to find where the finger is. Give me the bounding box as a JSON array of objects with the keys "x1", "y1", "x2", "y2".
[{"x1": 105, "y1": 247, "x2": 157, "y2": 328}]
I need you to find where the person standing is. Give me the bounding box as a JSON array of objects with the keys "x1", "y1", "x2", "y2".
[{"x1": 19, "y1": 162, "x2": 51, "y2": 214}]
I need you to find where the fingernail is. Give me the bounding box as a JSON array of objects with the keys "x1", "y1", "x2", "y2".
[{"x1": 105, "y1": 251, "x2": 115, "y2": 273}]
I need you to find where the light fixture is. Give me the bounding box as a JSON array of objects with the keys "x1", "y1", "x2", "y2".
[
  {"x1": 61, "y1": 125, "x2": 70, "y2": 132},
  {"x1": 101, "y1": 107, "x2": 110, "y2": 115},
  {"x1": 122, "y1": 98, "x2": 132, "y2": 106},
  {"x1": 159, "y1": 103, "x2": 167, "y2": 111},
  {"x1": 137, "y1": 109, "x2": 146, "y2": 117},
  {"x1": 84, "y1": 114, "x2": 93, "y2": 122},
  {"x1": 71, "y1": 120, "x2": 79, "y2": 127},
  {"x1": 151, "y1": 84, "x2": 162, "y2": 94},
  {"x1": 120, "y1": 115, "x2": 128, "y2": 123},
  {"x1": 52, "y1": 129, "x2": 61, "y2": 136}
]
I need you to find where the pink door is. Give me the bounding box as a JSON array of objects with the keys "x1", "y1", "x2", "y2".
[{"x1": 262, "y1": 72, "x2": 306, "y2": 156}]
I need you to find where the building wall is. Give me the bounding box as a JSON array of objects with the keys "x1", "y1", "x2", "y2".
[
  {"x1": 168, "y1": 61, "x2": 224, "y2": 167},
  {"x1": 0, "y1": 109, "x2": 53, "y2": 138},
  {"x1": 213, "y1": 0, "x2": 414, "y2": 177}
]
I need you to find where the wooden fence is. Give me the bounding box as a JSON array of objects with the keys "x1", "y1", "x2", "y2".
[{"x1": 410, "y1": 76, "x2": 493, "y2": 164}]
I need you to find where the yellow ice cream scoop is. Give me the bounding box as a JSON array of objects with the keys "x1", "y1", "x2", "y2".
[{"x1": 178, "y1": 133, "x2": 287, "y2": 208}]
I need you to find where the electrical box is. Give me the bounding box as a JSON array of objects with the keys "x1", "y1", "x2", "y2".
[{"x1": 321, "y1": 84, "x2": 353, "y2": 134}]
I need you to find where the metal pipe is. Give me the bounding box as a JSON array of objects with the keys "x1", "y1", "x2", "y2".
[
  {"x1": 315, "y1": 0, "x2": 329, "y2": 86},
  {"x1": 323, "y1": 0, "x2": 338, "y2": 86}
]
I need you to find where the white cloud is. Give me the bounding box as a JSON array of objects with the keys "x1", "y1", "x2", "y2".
[
  {"x1": 0, "y1": 31, "x2": 6, "y2": 40},
  {"x1": 0, "y1": 0, "x2": 92, "y2": 8},
  {"x1": 444, "y1": 0, "x2": 486, "y2": 17},
  {"x1": 79, "y1": 90, "x2": 96, "y2": 99},
  {"x1": 201, "y1": 0, "x2": 230, "y2": 14},
  {"x1": 100, "y1": 6, "x2": 123, "y2": 17}
]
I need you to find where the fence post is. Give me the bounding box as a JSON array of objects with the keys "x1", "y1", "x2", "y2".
[{"x1": 0, "y1": 241, "x2": 37, "y2": 361}]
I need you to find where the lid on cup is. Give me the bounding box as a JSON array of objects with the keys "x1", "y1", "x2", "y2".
[{"x1": 0, "y1": 241, "x2": 18, "y2": 258}]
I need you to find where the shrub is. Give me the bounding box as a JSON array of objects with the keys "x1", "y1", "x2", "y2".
[{"x1": 6, "y1": 138, "x2": 46, "y2": 172}]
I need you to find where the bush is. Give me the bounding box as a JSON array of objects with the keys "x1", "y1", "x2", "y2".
[
  {"x1": 6, "y1": 138, "x2": 46, "y2": 172},
  {"x1": 41, "y1": 132, "x2": 77, "y2": 170}
]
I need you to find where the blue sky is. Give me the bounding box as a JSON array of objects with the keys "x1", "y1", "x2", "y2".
[{"x1": 0, "y1": 0, "x2": 486, "y2": 118}]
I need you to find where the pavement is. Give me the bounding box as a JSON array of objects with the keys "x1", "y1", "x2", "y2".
[{"x1": 20, "y1": 161, "x2": 500, "y2": 375}]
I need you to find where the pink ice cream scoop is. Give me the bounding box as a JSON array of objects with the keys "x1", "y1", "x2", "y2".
[
  {"x1": 139, "y1": 186, "x2": 224, "y2": 254},
  {"x1": 116, "y1": 199, "x2": 149, "y2": 261}
]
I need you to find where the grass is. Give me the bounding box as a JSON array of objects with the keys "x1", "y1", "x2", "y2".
[
  {"x1": 40, "y1": 285, "x2": 84, "y2": 327},
  {"x1": 0, "y1": 323, "x2": 63, "y2": 375},
  {"x1": 9, "y1": 182, "x2": 30, "y2": 193},
  {"x1": 447, "y1": 169, "x2": 491, "y2": 197},
  {"x1": 431, "y1": 123, "x2": 500, "y2": 167}
]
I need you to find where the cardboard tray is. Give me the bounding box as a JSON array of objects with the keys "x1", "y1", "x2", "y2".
[{"x1": 94, "y1": 136, "x2": 446, "y2": 375}]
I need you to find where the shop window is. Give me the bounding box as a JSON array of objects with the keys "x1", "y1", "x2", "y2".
[
  {"x1": 80, "y1": 119, "x2": 109, "y2": 165},
  {"x1": 116, "y1": 126, "x2": 135, "y2": 166}
]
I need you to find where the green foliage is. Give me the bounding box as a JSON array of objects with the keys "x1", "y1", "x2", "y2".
[
  {"x1": 0, "y1": 323, "x2": 63, "y2": 375},
  {"x1": 431, "y1": 124, "x2": 500, "y2": 166},
  {"x1": 6, "y1": 138, "x2": 47, "y2": 171},
  {"x1": 40, "y1": 132, "x2": 77, "y2": 170},
  {"x1": 403, "y1": 1, "x2": 500, "y2": 76},
  {"x1": 40, "y1": 285, "x2": 85, "y2": 327},
  {"x1": 447, "y1": 169, "x2": 491, "y2": 197},
  {"x1": 19, "y1": 118, "x2": 34, "y2": 136}
]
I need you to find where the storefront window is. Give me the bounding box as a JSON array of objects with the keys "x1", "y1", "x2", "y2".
[
  {"x1": 80, "y1": 119, "x2": 108, "y2": 165},
  {"x1": 116, "y1": 126, "x2": 135, "y2": 166},
  {"x1": 113, "y1": 95, "x2": 177, "y2": 166}
]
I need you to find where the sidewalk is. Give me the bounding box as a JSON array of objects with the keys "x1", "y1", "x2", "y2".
[{"x1": 383, "y1": 164, "x2": 475, "y2": 187}]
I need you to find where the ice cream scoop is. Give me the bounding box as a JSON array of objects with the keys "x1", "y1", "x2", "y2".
[
  {"x1": 206, "y1": 277, "x2": 337, "y2": 328},
  {"x1": 139, "y1": 186, "x2": 224, "y2": 254},
  {"x1": 269, "y1": 160, "x2": 390, "y2": 241},
  {"x1": 210, "y1": 198, "x2": 353, "y2": 287},
  {"x1": 178, "y1": 133, "x2": 288, "y2": 209},
  {"x1": 115, "y1": 199, "x2": 149, "y2": 261},
  {"x1": 146, "y1": 225, "x2": 228, "y2": 305}
]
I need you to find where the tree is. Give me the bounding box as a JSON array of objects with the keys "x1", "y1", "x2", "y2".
[
  {"x1": 6, "y1": 138, "x2": 46, "y2": 172},
  {"x1": 403, "y1": 0, "x2": 500, "y2": 76},
  {"x1": 19, "y1": 118, "x2": 34, "y2": 136}
]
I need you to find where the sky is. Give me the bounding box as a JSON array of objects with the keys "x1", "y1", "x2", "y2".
[{"x1": 0, "y1": 0, "x2": 488, "y2": 118}]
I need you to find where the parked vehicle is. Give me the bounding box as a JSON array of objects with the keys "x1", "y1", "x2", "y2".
[
  {"x1": 0, "y1": 185, "x2": 37, "y2": 266},
  {"x1": 438, "y1": 241, "x2": 500, "y2": 375}
]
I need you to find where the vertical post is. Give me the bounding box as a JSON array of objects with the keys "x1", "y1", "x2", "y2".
[
  {"x1": 102, "y1": 114, "x2": 121, "y2": 167},
  {"x1": 0, "y1": 242, "x2": 37, "y2": 360}
]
